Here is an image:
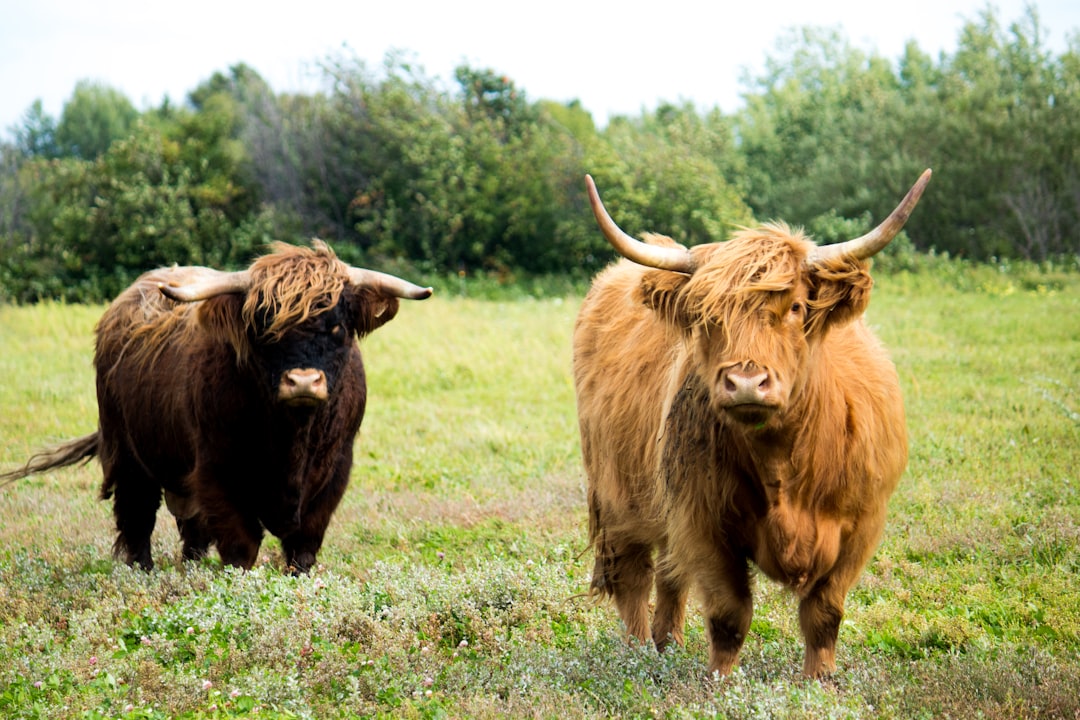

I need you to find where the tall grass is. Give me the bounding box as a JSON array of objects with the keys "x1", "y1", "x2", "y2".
[{"x1": 0, "y1": 262, "x2": 1077, "y2": 719}]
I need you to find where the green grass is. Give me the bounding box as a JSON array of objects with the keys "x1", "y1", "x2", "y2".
[{"x1": 0, "y1": 265, "x2": 1078, "y2": 719}]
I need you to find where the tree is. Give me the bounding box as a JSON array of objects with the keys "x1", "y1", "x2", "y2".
[
  {"x1": 735, "y1": 26, "x2": 912, "y2": 235},
  {"x1": 901, "y1": 6, "x2": 1079, "y2": 259},
  {"x1": 1, "y1": 104, "x2": 272, "y2": 302},
  {"x1": 593, "y1": 103, "x2": 753, "y2": 252},
  {"x1": 54, "y1": 81, "x2": 138, "y2": 159},
  {"x1": 11, "y1": 100, "x2": 58, "y2": 158},
  {"x1": 734, "y1": 9, "x2": 1080, "y2": 261}
]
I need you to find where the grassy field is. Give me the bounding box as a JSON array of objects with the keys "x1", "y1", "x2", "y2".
[{"x1": 0, "y1": 264, "x2": 1078, "y2": 719}]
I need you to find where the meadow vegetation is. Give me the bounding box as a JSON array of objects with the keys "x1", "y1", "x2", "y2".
[{"x1": 0, "y1": 260, "x2": 1078, "y2": 718}]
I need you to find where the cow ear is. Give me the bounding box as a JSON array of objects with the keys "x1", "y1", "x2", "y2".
[
  {"x1": 348, "y1": 287, "x2": 401, "y2": 336},
  {"x1": 639, "y1": 269, "x2": 695, "y2": 330},
  {"x1": 197, "y1": 293, "x2": 251, "y2": 361},
  {"x1": 805, "y1": 258, "x2": 874, "y2": 337}
]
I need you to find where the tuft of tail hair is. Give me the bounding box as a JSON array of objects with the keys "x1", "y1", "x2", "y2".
[{"x1": 0, "y1": 432, "x2": 99, "y2": 488}]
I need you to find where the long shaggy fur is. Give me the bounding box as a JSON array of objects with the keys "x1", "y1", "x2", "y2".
[
  {"x1": 241, "y1": 241, "x2": 349, "y2": 343},
  {"x1": 5, "y1": 240, "x2": 408, "y2": 573},
  {"x1": 574, "y1": 224, "x2": 907, "y2": 678}
]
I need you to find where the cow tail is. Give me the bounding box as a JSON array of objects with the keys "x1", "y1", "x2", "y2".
[{"x1": 0, "y1": 432, "x2": 99, "y2": 488}]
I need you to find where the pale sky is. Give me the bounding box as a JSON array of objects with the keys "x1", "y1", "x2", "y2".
[{"x1": 1, "y1": 0, "x2": 1077, "y2": 136}]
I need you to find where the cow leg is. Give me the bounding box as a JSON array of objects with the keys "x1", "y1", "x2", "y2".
[
  {"x1": 280, "y1": 530, "x2": 322, "y2": 575},
  {"x1": 700, "y1": 562, "x2": 754, "y2": 677},
  {"x1": 651, "y1": 555, "x2": 689, "y2": 652},
  {"x1": 606, "y1": 542, "x2": 654, "y2": 644},
  {"x1": 176, "y1": 515, "x2": 212, "y2": 561},
  {"x1": 211, "y1": 518, "x2": 262, "y2": 569},
  {"x1": 107, "y1": 459, "x2": 161, "y2": 571},
  {"x1": 799, "y1": 521, "x2": 881, "y2": 678},
  {"x1": 196, "y1": 483, "x2": 262, "y2": 569},
  {"x1": 164, "y1": 490, "x2": 212, "y2": 562},
  {"x1": 278, "y1": 452, "x2": 352, "y2": 574},
  {"x1": 798, "y1": 583, "x2": 845, "y2": 677}
]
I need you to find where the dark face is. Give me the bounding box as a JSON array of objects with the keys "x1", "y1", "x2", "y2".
[{"x1": 251, "y1": 300, "x2": 355, "y2": 409}]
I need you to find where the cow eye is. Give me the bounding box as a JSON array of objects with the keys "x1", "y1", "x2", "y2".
[
  {"x1": 790, "y1": 302, "x2": 804, "y2": 315},
  {"x1": 330, "y1": 324, "x2": 344, "y2": 338}
]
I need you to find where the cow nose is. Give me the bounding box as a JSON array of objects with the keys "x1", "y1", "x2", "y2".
[
  {"x1": 721, "y1": 366, "x2": 772, "y2": 405},
  {"x1": 279, "y1": 368, "x2": 328, "y2": 405}
]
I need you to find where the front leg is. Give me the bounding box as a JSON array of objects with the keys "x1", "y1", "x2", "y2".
[
  {"x1": 798, "y1": 583, "x2": 844, "y2": 677},
  {"x1": 279, "y1": 452, "x2": 352, "y2": 574},
  {"x1": 194, "y1": 469, "x2": 263, "y2": 569},
  {"x1": 206, "y1": 505, "x2": 263, "y2": 569},
  {"x1": 176, "y1": 515, "x2": 212, "y2": 561},
  {"x1": 798, "y1": 514, "x2": 884, "y2": 678},
  {"x1": 651, "y1": 551, "x2": 690, "y2": 652},
  {"x1": 698, "y1": 555, "x2": 754, "y2": 676}
]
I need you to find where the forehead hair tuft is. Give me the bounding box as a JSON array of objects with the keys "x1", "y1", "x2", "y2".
[
  {"x1": 685, "y1": 223, "x2": 815, "y2": 321},
  {"x1": 243, "y1": 241, "x2": 350, "y2": 341}
]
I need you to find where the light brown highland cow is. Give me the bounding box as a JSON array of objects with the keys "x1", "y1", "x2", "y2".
[{"x1": 574, "y1": 170, "x2": 930, "y2": 677}]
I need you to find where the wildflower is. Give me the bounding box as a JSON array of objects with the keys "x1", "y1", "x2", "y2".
[
  {"x1": 89, "y1": 656, "x2": 97, "y2": 666},
  {"x1": 230, "y1": 689, "x2": 242, "y2": 699},
  {"x1": 33, "y1": 681, "x2": 42, "y2": 689},
  {"x1": 202, "y1": 679, "x2": 213, "y2": 691}
]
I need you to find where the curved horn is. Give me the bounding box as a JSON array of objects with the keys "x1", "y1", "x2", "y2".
[
  {"x1": 347, "y1": 268, "x2": 433, "y2": 300},
  {"x1": 586, "y1": 175, "x2": 695, "y2": 273},
  {"x1": 808, "y1": 169, "x2": 932, "y2": 265},
  {"x1": 158, "y1": 269, "x2": 252, "y2": 302}
]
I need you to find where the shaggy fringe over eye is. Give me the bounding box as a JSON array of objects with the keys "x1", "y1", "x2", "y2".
[
  {"x1": 683, "y1": 223, "x2": 812, "y2": 336},
  {"x1": 243, "y1": 241, "x2": 350, "y2": 342}
]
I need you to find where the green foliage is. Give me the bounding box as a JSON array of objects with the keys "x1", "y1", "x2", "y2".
[
  {"x1": 54, "y1": 80, "x2": 139, "y2": 160},
  {"x1": 12, "y1": 100, "x2": 58, "y2": 158},
  {"x1": 595, "y1": 103, "x2": 752, "y2": 249},
  {"x1": 1, "y1": 102, "x2": 271, "y2": 302},
  {"x1": 2, "y1": 5, "x2": 1079, "y2": 303},
  {"x1": 736, "y1": 8, "x2": 1080, "y2": 261}
]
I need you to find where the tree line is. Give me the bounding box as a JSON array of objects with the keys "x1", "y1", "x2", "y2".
[{"x1": 1, "y1": 6, "x2": 1077, "y2": 302}]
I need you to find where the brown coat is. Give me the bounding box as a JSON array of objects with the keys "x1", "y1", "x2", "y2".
[
  {"x1": 3, "y1": 242, "x2": 430, "y2": 572},
  {"x1": 574, "y1": 222, "x2": 909, "y2": 678}
]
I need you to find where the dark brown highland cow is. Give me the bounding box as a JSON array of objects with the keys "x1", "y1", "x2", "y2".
[
  {"x1": 3, "y1": 241, "x2": 430, "y2": 572},
  {"x1": 574, "y1": 170, "x2": 930, "y2": 677}
]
